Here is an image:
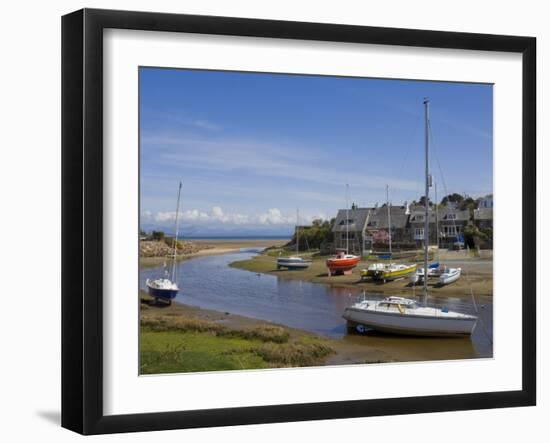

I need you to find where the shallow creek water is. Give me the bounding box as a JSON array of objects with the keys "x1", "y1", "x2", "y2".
[{"x1": 140, "y1": 249, "x2": 493, "y2": 359}]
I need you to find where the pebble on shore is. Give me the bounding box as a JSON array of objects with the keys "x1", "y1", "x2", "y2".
[{"x1": 139, "y1": 240, "x2": 212, "y2": 258}]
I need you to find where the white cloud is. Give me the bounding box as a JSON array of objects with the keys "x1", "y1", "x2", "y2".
[
  {"x1": 142, "y1": 206, "x2": 327, "y2": 229},
  {"x1": 257, "y1": 208, "x2": 285, "y2": 225}
]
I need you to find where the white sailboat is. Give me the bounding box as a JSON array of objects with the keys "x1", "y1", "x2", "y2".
[
  {"x1": 344, "y1": 99, "x2": 478, "y2": 336},
  {"x1": 146, "y1": 181, "x2": 182, "y2": 304},
  {"x1": 439, "y1": 267, "x2": 462, "y2": 285},
  {"x1": 277, "y1": 209, "x2": 312, "y2": 270}
]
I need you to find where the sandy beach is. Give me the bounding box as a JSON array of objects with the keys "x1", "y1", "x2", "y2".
[{"x1": 140, "y1": 238, "x2": 288, "y2": 268}]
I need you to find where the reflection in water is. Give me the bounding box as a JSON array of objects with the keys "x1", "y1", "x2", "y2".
[{"x1": 140, "y1": 249, "x2": 492, "y2": 359}]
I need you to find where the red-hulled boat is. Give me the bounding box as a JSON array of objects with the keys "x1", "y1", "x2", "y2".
[{"x1": 326, "y1": 250, "x2": 360, "y2": 276}]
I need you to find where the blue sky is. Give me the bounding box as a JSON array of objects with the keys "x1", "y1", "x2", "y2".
[{"x1": 140, "y1": 67, "x2": 492, "y2": 237}]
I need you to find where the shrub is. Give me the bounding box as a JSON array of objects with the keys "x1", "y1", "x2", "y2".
[{"x1": 151, "y1": 230, "x2": 165, "y2": 241}]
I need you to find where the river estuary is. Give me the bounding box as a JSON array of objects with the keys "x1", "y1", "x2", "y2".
[{"x1": 140, "y1": 249, "x2": 493, "y2": 360}]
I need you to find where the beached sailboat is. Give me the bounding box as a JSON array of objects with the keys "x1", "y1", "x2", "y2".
[
  {"x1": 146, "y1": 182, "x2": 182, "y2": 304},
  {"x1": 327, "y1": 185, "x2": 360, "y2": 276},
  {"x1": 369, "y1": 262, "x2": 417, "y2": 282},
  {"x1": 344, "y1": 99, "x2": 478, "y2": 336},
  {"x1": 326, "y1": 251, "x2": 361, "y2": 275},
  {"x1": 277, "y1": 209, "x2": 312, "y2": 270},
  {"x1": 410, "y1": 261, "x2": 442, "y2": 284},
  {"x1": 439, "y1": 267, "x2": 462, "y2": 285},
  {"x1": 343, "y1": 295, "x2": 476, "y2": 336}
]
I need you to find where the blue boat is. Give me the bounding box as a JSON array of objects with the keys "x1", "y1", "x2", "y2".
[
  {"x1": 146, "y1": 278, "x2": 179, "y2": 301},
  {"x1": 146, "y1": 182, "x2": 182, "y2": 304}
]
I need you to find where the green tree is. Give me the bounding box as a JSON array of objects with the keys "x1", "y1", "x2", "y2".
[
  {"x1": 459, "y1": 197, "x2": 478, "y2": 211},
  {"x1": 151, "y1": 230, "x2": 165, "y2": 241},
  {"x1": 289, "y1": 218, "x2": 334, "y2": 250},
  {"x1": 440, "y1": 193, "x2": 464, "y2": 206},
  {"x1": 415, "y1": 196, "x2": 434, "y2": 207}
]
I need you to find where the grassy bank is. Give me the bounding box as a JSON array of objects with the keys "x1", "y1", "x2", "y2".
[
  {"x1": 229, "y1": 249, "x2": 493, "y2": 299},
  {"x1": 140, "y1": 295, "x2": 335, "y2": 374}
]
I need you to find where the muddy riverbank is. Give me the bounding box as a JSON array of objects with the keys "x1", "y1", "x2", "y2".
[{"x1": 230, "y1": 250, "x2": 493, "y2": 300}]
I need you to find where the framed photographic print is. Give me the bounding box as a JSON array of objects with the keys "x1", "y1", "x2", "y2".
[{"x1": 61, "y1": 8, "x2": 536, "y2": 435}]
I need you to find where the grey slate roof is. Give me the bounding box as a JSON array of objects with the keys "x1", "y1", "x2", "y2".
[
  {"x1": 332, "y1": 207, "x2": 372, "y2": 233},
  {"x1": 365, "y1": 205, "x2": 408, "y2": 230},
  {"x1": 438, "y1": 206, "x2": 470, "y2": 222},
  {"x1": 408, "y1": 205, "x2": 436, "y2": 223},
  {"x1": 474, "y1": 207, "x2": 493, "y2": 221},
  {"x1": 332, "y1": 205, "x2": 410, "y2": 233},
  {"x1": 408, "y1": 204, "x2": 469, "y2": 224}
]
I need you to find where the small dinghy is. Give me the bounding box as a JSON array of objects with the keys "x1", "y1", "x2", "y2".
[{"x1": 439, "y1": 267, "x2": 462, "y2": 285}]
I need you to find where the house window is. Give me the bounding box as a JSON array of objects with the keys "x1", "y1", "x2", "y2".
[
  {"x1": 415, "y1": 215, "x2": 424, "y2": 222},
  {"x1": 339, "y1": 218, "x2": 354, "y2": 226},
  {"x1": 414, "y1": 228, "x2": 424, "y2": 239},
  {"x1": 443, "y1": 226, "x2": 459, "y2": 236},
  {"x1": 447, "y1": 214, "x2": 457, "y2": 220}
]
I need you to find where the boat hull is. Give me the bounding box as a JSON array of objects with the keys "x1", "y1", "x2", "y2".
[
  {"x1": 439, "y1": 268, "x2": 461, "y2": 285},
  {"x1": 343, "y1": 307, "x2": 476, "y2": 336},
  {"x1": 326, "y1": 257, "x2": 360, "y2": 273},
  {"x1": 147, "y1": 285, "x2": 179, "y2": 300},
  {"x1": 373, "y1": 264, "x2": 417, "y2": 281},
  {"x1": 276, "y1": 257, "x2": 311, "y2": 270}
]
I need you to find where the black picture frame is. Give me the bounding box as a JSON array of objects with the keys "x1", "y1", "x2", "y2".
[{"x1": 62, "y1": 8, "x2": 536, "y2": 435}]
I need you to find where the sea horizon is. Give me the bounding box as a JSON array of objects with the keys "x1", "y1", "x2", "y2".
[{"x1": 182, "y1": 235, "x2": 291, "y2": 241}]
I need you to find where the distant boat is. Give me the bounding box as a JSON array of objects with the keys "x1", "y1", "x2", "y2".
[
  {"x1": 277, "y1": 209, "x2": 312, "y2": 270},
  {"x1": 146, "y1": 181, "x2": 182, "y2": 304},
  {"x1": 326, "y1": 185, "x2": 360, "y2": 276},
  {"x1": 344, "y1": 99, "x2": 477, "y2": 336}
]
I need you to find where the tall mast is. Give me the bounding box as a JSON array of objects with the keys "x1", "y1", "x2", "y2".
[
  {"x1": 296, "y1": 208, "x2": 299, "y2": 255},
  {"x1": 435, "y1": 181, "x2": 439, "y2": 250},
  {"x1": 345, "y1": 184, "x2": 349, "y2": 253},
  {"x1": 171, "y1": 181, "x2": 182, "y2": 282},
  {"x1": 423, "y1": 99, "x2": 430, "y2": 304},
  {"x1": 386, "y1": 184, "x2": 392, "y2": 255}
]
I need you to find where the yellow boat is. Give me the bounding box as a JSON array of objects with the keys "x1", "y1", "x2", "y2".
[
  {"x1": 360, "y1": 263, "x2": 387, "y2": 279},
  {"x1": 363, "y1": 263, "x2": 417, "y2": 282}
]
